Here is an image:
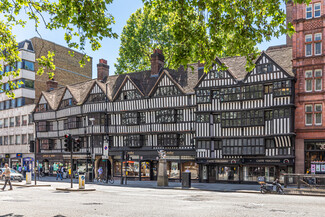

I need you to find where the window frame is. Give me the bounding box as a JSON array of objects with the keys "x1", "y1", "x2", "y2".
[
  {"x1": 314, "y1": 3, "x2": 321, "y2": 18},
  {"x1": 306, "y1": 4, "x2": 313, "y2": 19},
  {"x1": 314, "y1": 69, "x2": 323, "y2": 91},
  {"x1": 315, "y1": 104, "x2": 322, "y2": 126},
  {"x1": 305, "y1": 104, "x2": 313, "y2": 126}
]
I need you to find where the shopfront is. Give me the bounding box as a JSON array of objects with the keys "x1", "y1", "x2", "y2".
[
  {"x1": 305, "y1": 140, "x2": 325, "y2": 174},
  {"x1": 37, "y1": 154, "x2": 64, "y2": 175},
  {"x1": 198, "y1": 158, "x2": 294, "y2": 183},
  {"x1": 110, "y1": 150, "x2": 198, "y2": 181}
]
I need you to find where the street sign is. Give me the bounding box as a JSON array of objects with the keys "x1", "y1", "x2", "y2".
[
  {"x1": 103, "y1": 141, "x2": 109, "y2": 156},
  {"x1": 102, "y1": 155, "x2": 109, "y2": 159}
]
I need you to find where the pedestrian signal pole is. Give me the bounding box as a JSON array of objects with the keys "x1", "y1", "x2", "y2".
[{"x1": 64, "y1": 134, "x2": 73, "y2": 188}]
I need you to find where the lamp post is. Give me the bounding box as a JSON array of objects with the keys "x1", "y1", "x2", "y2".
[{"x1": 89, "y1": 117, "x2": 95, "y2": 183}]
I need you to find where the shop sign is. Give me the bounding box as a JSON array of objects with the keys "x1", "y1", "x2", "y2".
[
  {"x1": 5, "y1": 154, "x2": 10, "y2": 158},
  {"x1": 311, "y1": 164, "x2": 316, "y2": 173},
  {"x1": 16, "y1": 153, "x2": 22, "y2": 158},
  {"x1": 127, "y1": 152, "x2": 134, "y2": 155},
  {"x1": 166, "y1": 151, "x2": 174, "y2": 156},
  {"x1": 316, "y1": 143, "x2": 325, "y2": 150},
  {"x1": 244, "y1": 158, "x2": 293, "y2": 164},
  {"x1": 23, "y1": 157, "x2": 34, "y2": 161},
  {"x1": 103, "y1": 141, "x2": 109, "y2": 156},
  {"x1": 102, "y1": 155, "x2": 109, "y2": 160},
  {"x1": 42, "y1": 154, "x2": 56, "y2": 158}
]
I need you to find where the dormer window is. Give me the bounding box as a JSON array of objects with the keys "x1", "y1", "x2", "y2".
[
  {"x1": 59, "y1": 98, "x2": 76, "y2": 109},
  {"x1": 36, "y1": 103, "x2": 48, "y2": 112},
  {"x1": 120, "y1": 90, "x2": 141, "y2": 100}
]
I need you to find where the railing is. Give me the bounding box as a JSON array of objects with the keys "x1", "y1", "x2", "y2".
[{"x1": 283, "y1": 173, "x2": 325, "y2": 189}]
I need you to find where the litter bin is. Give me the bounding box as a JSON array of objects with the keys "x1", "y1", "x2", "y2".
[{"x1": 182, "y1": 172, "x2": 191, "y2": 188}]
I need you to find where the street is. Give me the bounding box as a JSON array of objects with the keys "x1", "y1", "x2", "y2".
[{"x1": 0, "y1": 181, "x2": 324, "y2": 217}]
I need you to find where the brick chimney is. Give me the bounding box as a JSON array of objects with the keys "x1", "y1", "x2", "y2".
[
  {"x1": 46, "y1": 79, "x2": 58, "y2": 92},
  {"x1": 97, "y1": 58, "x2": 109, "y2": 81},
  {"x1": 286, "y1": 1, "x2": 293, "y2": 47},
  {"x1": 150, "y1": 49, "x2": 164, "y2": 76}
]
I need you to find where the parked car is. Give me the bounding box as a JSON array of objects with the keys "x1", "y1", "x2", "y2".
[{"x1": 0, "y1": 168, "x2": 23, "y2": 182}]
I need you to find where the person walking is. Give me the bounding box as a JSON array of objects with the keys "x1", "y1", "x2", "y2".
[
  {"x1": 98, "y1": 167, "x2": 103, "y2": 182},
  {"x1": 2, "y1": 163, "x2": 13, "y2": 191},
  {"x1": 56, "y1": 167, "x2": 62, "y2": 180}
]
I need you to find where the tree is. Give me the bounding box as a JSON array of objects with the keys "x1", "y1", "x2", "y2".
[
  {"x1": 140, "y1": 0, "x2": 309, "y2": 72},
  {"x1": 0, "y1": 0, "x2": 117, "y2": 97},
  {"x1": 115, "y1": 5, "x2": 202, "y2": 74}
]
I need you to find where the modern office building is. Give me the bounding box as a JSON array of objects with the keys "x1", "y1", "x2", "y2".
[{"x1": 0, "y1": 37, "x2": 92, "y2": 169}]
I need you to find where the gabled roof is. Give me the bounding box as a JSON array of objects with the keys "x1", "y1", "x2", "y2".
[
  {"x1": 67, "y1": 80, "x2": 95, "y2": 105},
  {"x1": 41, "y1": 87, "x2": 65, "y2": 110},
  {"x1": 112, "y1": 75, "x2": 146, "y2": 101}
]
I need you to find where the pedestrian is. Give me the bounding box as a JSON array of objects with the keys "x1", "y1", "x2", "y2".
[
  {"x1": 61, "y1": 166, "x2": 65, "y2": 179},
  {"x1": 98, "y1": 167, "x2": 103, "y2": 181},
  {"x1": 18, "y1": 165, "x2": 22, "y2": 173},
  {"x1": 56, "y1": 167, "x2": 62, "y2": 180},
  {"x1": 1, "y1": 163, "x2": 13, "y2": 191},
  {"x1": 22, "y1": 165, "x2": 26, "y2": 178}
]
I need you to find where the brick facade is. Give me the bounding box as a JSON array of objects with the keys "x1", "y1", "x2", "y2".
[
  {"x1": 30, "y1": 37, "x2": 92, "y2": 101},
  {"x1": 290, "y1": 0, "x2": 325, "y2": 173}
]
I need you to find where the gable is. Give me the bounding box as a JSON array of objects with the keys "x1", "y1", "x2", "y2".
[
  {"x1": 39, "y1": 95, "x2": 48, "y2": 104},
  {"x1": 114, "y1": 77, "x2": 144, "y2": 101},
  {"x1": 244, "y1": 53, "x2": 291, "y2": 83},
  {"x1": 197, "y1": 65, "x2": 237, "y2": 88},
  {"x1": 91, "y1": 83, "x2": 105, "y2": 94},
  {"x1": 62, "y1": 89, "x2": 73, "y2": 100},
  {"x1": 86, "y1": 83, "x2": 107, "y2": 103},
  {"x1": 152, "y1": 74, "x2": 183, "y2": 97},
  {"x1": 122, "y1": 79, "x2": 139, "y2": 91}
]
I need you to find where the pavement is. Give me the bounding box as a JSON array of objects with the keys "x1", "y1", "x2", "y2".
[{"x1": 1, "y1": 181, "x2": 325, "y2": 217}]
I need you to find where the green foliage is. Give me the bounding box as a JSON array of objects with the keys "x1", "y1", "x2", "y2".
[
  {"x1": 141, "y1": 0, "x2": 310, "y2": 72},
  {"x1": 0, "y1": 0, "x2": 117, "y2": 98},
  {"x1": 115, "y1": 5, "x2": 202, "y2": 74}
]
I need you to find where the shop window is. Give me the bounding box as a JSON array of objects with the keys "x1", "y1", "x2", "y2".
[
  {"x1": 306, "y1": 4, "x2": 312, "y2": 19},
  {"x1": 0, "y1": 137, "x2": 2, "y2": 145},
  {"x1": 305, "y1": 34, "x2": 312, "y2": 56},
  {"x1": 167, "y1": 162, "x2": 179, "y2": 179},
  {"x1": 196, "y1": 114, "x2": 209, "y2": 123},
  {"x1": 315, "y1": 104, "x2": 322, "y2": 126},
  {"x1": 315, "y1": 69, "x2": 322, "y2": 91},
  {"x1": 305, "y1": 104, "x2": 313, "y2": 126},
  {"x1": 154, "y1": 86, "x2": 181, "y2": 97},
  {"x1": 114, "y1": 161, "x2": 121, "y2": 176},
  {"x1": 119, "y1": 90, "x2": 142, "y2": 100},
  {"x1": 314, "y1": 3, "x2": 321, "y2": 18},
  {"x1": 196, "y1": 89, "x2": 211, "y2": 103},
  {"x1": 15, "y1": 116, "x2": 20, "y2": 126},
  {"x1": 182, "y1": 162, "x2": 199, "y2": 179},
  {"x1": 217, "y1": 166, "x2": 239, "y2": 181}
]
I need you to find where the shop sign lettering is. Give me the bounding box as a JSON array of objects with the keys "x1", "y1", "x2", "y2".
[
  {"x1": 166, "y1": 152, "x2": 174, "y2": 155},
  {"x1": 42, "y1": 155, "x2": 56, "y2": 158}
]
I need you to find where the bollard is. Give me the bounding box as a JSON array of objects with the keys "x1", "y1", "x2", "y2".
[
  {"x1": 26, "y1": 172, "x2": 32, "y2": 184},
  {"x1": 79, "y1": 174, "x2": 85, "y2": 189}
]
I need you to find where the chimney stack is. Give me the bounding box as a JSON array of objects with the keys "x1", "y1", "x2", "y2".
[
  {"x1": 150, "y1": 49, "x2": 164, "y2": 76},
  {"x1": 46, "y1": 79, "x2": 58, "y2": 92},
  {"x1": 286, "y1": 1, "x2": 293, "y2": 47},
  {"x1": 97, "y1": 58, "x2": 109, "y2": 81}
]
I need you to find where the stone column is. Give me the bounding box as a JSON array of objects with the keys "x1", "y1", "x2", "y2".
[{"x1": 157, "y1": 159, "x2": 168, "y2": 187}]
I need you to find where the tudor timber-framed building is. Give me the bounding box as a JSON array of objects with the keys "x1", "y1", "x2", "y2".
[{"x1": 33, "y1": 47, "x2": 295, "y2": 183}]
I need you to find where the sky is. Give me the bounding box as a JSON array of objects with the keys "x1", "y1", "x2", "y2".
[{"x1": 10, "y1": 0, "x2": 286, "y2": 79}]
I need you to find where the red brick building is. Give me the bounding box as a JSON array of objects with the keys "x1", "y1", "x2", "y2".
[{"x1": 288, "y1": 0, "x2": 325, "y2": 174}]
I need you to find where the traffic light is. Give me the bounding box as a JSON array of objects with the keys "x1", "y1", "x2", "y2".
[
  {"x1": 64, "y1": 134, "x2": 72, "y2": 152},
  {"x1": 29, "y1": 140, "x2": 35, "y2": 153},
  {"x1": 73, "y1": 138, "x2": 81, "y2": 152}
]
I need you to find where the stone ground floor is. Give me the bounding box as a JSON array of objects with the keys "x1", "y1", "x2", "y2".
[{"x1": 0, "y1": 181, "x2": 324, "y2": 217}]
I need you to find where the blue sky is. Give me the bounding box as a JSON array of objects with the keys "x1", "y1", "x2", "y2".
[{"x1": 11, "y1": 0, "x2": 286, "y2": 78}]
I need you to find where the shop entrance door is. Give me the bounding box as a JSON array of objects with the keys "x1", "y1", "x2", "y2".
[
  {"x1": 150, "y1": 161, "x2": 158, "y2": 180},
  {"x1": 208, "y1": 165, "x2": 216, "y2": 183}
]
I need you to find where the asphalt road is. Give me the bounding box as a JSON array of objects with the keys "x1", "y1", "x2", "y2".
[{"x1": 0, "y1": 181, "x2": 324, "y2": 217}]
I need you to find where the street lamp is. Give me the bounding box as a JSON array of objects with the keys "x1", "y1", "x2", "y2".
[{"x1": 89, "y1": 117, "x2": 95, "y2": 182}]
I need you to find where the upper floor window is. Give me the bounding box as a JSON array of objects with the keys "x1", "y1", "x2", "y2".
[
  {"x1": 120, "y1": 90, "x2": 142, "y2": 100},
  {"x1": 36, "y1": 121, "x2": 47, "y2": 132},
  {"x1": 22, "y1": 115, "x2": 28, "y2": 126},
  {"x1": 86, "y1": 93, "x2": 106, "y2": 103},
  {"x1": 157, "y1": 134, "x2": 183, "y2": 147},
  {"x1": 154, "y1": 86, "x2": 181, "y2": 97},
  {"x1": 210, "y1": 70, "x2": 225, "y2": 79},
  {"x1": 15, "y1": 116, "x2": 20, "y2": 126},
  {"x1": 314, "y1": 33, "x2": 322, "y2": 55},
  {"x1": 274, "y1": 81, "x2": 291, "y2": 97},
  {"x1": 123, "y1": 135, "x2": 147, "y2": 147},
  {"x1": 59, "y1": 98, "x2": 77, "y2": 109},
  {"x1": 121, "y1": 112, "x2": 138, "y2": 125},
  {"x1": 314, "y1": 3, "x2": 321, "y2": 18},
  {"x1": 197, "y1": 114, "x2": 209, "y2": 123},
  {"x1": 306, "y1": 4, "x2": 312, "y2": 19},
  {"x1": 88, "y1": 113, "x2": 106, "y2": 126},
  {"x1": 256, "y1": 63, "x2": 273, "y2": 74},
  {"x1": 305, "y1": 34, "x2": 313, "y2": 56},
  {"x1": 315, "y1": 104, "x2": 322, "y2": 125},
  {"x1": 68, "y1": 117, "x2": 82, "y2": 129},
  {"x1": 305, "y1": 69, "x2": 322, "y2": 92},
  {"x1": 35, "y1": 103, "x2": 48, "y2": 112},
  {"x1": 196, "y1": 89, "x2": 211, "y2": 103},
  {"x1": 156, "y1": 110, "x2": 175, "y2": 123}
]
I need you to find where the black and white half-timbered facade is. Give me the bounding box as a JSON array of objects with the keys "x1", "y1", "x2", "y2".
[
  {"x1": 33, "y1": 47, "x2": 295, "y2": 183},
  {"x1": 195, "y1": 46, "x2": 295, "y2": 183}
]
